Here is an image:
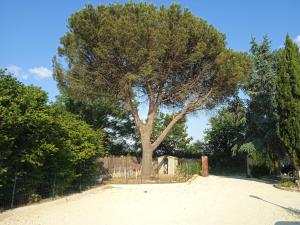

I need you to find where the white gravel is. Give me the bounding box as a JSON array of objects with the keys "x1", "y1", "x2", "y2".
[{"x1": 0, "y1": 175, "x2": 300, "y2": 225}]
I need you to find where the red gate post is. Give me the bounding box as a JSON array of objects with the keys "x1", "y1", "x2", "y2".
[{"x1": 201, "y1": 156, "x2": 209, "y2": 177}]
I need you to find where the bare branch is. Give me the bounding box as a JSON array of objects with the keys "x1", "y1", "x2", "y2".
[
  {"x1": 124, "y1": 97, "x2": 143, "y2": 129},
  {"x1": 151, "y1": 109, "x2": 187, "y2": 151},
  {"x1": 151, "y1": 89, "x2": 213, "y2": 151},
  {"x1": 186, "y1": 89, "x2": 213, "y2": 112},
  {"x1": 146, "y1": 80, "x2": 155, "y2": 116}
]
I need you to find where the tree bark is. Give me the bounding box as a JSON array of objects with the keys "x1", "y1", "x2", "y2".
[
  {"x1": 139, "y1": 126, "x2": 154, "y2": 177},
  {"x1": 141, "y1": 143, "x2": 154, "y2": 177},
  {"x1": 274, "y1": 160, "x2": 281, "y2": 176}
]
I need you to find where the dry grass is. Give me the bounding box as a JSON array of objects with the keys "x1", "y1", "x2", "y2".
[
  {"x1": 103, "y1": 175, "x2": 190, "y2": 184},
  {"x1": 274, "y1": 179, "x2": 300, "y2": 192}
]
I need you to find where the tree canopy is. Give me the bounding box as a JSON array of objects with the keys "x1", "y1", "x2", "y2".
[
  {"x1": 241, "y1": 37, "x2": 283, "y2": 174},
  {"x1": 56, "y1": 95, "x2": 135, "y2": 156},
  {"x1": 204, "y1": 97, "x2": 247, "y2": 174},
  {"x1": 53, "y1": 2, "x2": 251, "y2": 175},
  {"x1": 0, "y1": 69, "x2": 105, "y2": 207},
  {"x1": 276, "y1": 35, "x2": 300, "y2": 176}
]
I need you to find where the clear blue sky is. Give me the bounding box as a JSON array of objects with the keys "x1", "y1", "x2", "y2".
[{"x1": 1, "y1": 0, "x2": 300, "y2": 141}]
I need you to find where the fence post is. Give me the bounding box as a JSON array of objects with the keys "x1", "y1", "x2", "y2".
[
  {"x1": 185, "y1": 162, "x2": 188, "y2": 181},
  {"x1": 140, "y1": 166, "x2": 143, "y2": 184},
  {"x1": 79, "y1": 176, "x2": 82, "y2": 192},
  {"x1": 52, "y1": 173, "x2": 56, "y2": 198},
  {"x1": 125, "y1": 155, "x2": 128, "y2": 184},
  {"x1": 157, "y1": 164, "x2": 159, "y2": 183},
  {"x1": 201, "y1": 156, "x2": 209, "y2": 177},
  {"x1": 11, "y1": 170, "x2": 17, "y2": 208},
  {"x1": 246, "y1": 155, "x2": 252, "y2": 177}
]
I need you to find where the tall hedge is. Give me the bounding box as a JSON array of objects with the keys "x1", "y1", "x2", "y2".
[{"x1": 0, "y1": 69, "x2": 105, "y2": 207}]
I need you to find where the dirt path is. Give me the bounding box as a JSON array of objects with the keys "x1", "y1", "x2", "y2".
[{"x1": 0, "y1": 176, "x2": 299, "y2": 225}]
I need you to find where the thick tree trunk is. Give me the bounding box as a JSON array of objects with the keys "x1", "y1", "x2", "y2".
[
  {"x1": 141, "y1": 144, "x2": 153, "y2": 177},
  {"x1": 274, "y1": 160, "x2": 281, "y2": 176},
  {"x1": 140, "y1": 127, "x2": 154, "y2": 177}
]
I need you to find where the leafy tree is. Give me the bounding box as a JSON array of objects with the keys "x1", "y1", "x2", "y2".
[
  {"x1": 241, "y1": 37, "x2": 283, "y2": 175},
  {"x1": 186, "y1": 140, "x2": 204, "y2": 158},
  {"x1": 276, "y1": 35, "x2": 300, "y2": 178},
  {"x1": 0, "y1": 69, "x2": 105, "y2": 206},
  {"x1": 204, "y1": 97, "x2": 247, "y2": 174},
  {"x1": 56, "y1": 95, "x2": 135, "y2": 156},
  {"x1": 53, "y1": 3, "x2": 251, "y2": 176}
]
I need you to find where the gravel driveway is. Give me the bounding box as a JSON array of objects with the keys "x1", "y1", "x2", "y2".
[{"x1": 0, "y1": 176, "x2": 299, "y2": 225}]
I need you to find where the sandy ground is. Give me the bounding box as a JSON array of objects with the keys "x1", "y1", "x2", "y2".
[{"x1": 0, "y1": 176, "x2": 300, "y2": 225}]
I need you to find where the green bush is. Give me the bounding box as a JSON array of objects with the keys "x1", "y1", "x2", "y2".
[
  {"x1": 0, "y1": 70, "x2": 106, "y2": 208},
  {"x1": 178, "y1": 162, "x2": 201, "y2": 176},
  {"x1": 29, "y1": 194, "x2": 42, "y2": 203},
  {"x1": 251, "y1": 165, "x2": 271, "y2": 178}
]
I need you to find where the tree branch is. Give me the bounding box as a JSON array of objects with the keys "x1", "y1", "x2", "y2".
[
  {"x1": 125, "y1": 98, "x2": 143, "y2": 129},
  {"x1": 151, "y1": 89, "x2": 213, "y2": 151},
  {"x1": 151, "y1": 109, "x2": 187, "y2": 151},
  {"x1": 186, "y1": 89, "x2": 213, "y2": 112},
  {"x1": 144, "y1": 80, "x2": 157, "y2": 139},
  {"x1": 146, "y1": 80, "x2": 155, "y2": 118}
]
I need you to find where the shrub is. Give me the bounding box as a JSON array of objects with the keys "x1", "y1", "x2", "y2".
[{"x1": 178, "y1": 162, "x2": 201, "y2": 176}]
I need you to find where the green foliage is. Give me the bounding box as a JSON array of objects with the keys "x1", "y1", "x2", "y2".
[
  {"x1": 54, "y1": 2, "x2": 250, "y2": 107},
  {"x1": 56, "y1": 95, "x2": 135, "y2": 156},
  {"x1": 276, "y1": 35, "x2": 300, "y2": 171},
  {"x1": 205, "y1": 97, "x2": 247, "y2": 174},
  {"x1": 0, "y1": 69, "x2": 105, "y2": 207},
  {"x1": 244, "y1": 36, "x2": 278, "y2": 94},
  {"x1": 242, "y1": 37, "x2": 283, "y2": 170},
  {"x1": 188, "y1": 140, "x2": 205, "y2": 157},
  {"x1": 151, "y1": 113, "x2": 192, "y2": 157},
  {"x1": 278, "y1": 178, "x2": 296, "y2": 187},
  {"x1": 177, "y1": 162, "x2": 201, "y2": 176},
  {"x1": 251, "y1": 164, "x2": 272, "y2": 178},
  {"x1": 28, "y1": 193, "x2": 42, "y2": 203},
  {"x1": 204, "y1": 36, "x2": 299, "y2": 177},
  {"x1": 53, "y1": 2, "x2": 251, "y2": 175}
]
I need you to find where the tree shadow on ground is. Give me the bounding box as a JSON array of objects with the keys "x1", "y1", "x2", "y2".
[
  {"x1": 216, "y1": 175, "x2": 279, "y2": 184},
  {"x1": 249, "y1": 195, "x2": 300, "y2": 218},
  {"x1": 275, "y1": 222, "x2": 300, "y2": 225}
]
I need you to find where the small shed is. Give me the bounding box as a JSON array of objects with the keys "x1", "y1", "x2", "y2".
[{"x1": 157, "y1": 156, "x2": 178, "y2": 175}]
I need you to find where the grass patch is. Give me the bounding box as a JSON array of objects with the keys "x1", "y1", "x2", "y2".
[{"x1": 274, "y1": 178, "x2": 300, "y2": 192}]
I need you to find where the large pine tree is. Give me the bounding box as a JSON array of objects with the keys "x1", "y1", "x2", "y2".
[
  {"x1": 54, "y1": 3, "x2": 251, "y2": 176},
  {"x1": 276, "y1": 35, "x2": 300, "y2": 178}
]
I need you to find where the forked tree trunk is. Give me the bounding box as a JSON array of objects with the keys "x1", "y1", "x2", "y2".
[
  {"x1": 139, "y1": 111, "x2": 186, "y2": 177},
  {"x1": 126, "y1": 87, "x2": 213, "y2": 178}
]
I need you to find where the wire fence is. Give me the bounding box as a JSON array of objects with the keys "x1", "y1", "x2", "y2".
[
  {"x1": 0, "y1": 180, "x2": 102, "y2": 212},
  {"x1": 0, "y1": 156, "x2": 201, "y2": 212},
  {"x1": 100, "y1": 155, "x2": 201, "y2": 184}
]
